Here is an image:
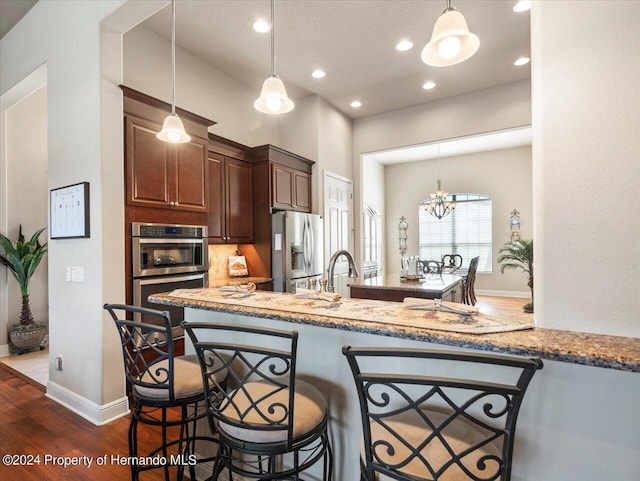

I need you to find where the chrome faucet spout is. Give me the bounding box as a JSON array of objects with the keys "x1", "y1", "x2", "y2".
[{"x1": 326, "y1": 249, "x2": 359, "y2": 293}]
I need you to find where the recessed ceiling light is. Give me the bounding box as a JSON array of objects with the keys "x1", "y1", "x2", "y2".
[
  {"x1": 395, "y1": 40, "x2": 413, "y2": 52},
  {"x1": 513, "y1": 1, "x2": 532, "y2": 13},
  {"x1": 514, "y1": 56, "x2": 530, "y2": 66},
  {"x1": 312, "y1": 70, "x2": 326, "y2": 79},
  {"x1": 253, "y1": 19, "x2": 271, "y2": 33},
  {"x1": 350, "y1": 100, "x2": 362, "y2": 108},
  {"x1": 422, "y1": 81, "x2": 436, "y2": 90}
]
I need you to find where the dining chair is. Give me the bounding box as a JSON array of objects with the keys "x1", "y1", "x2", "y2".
[
  {"x1": 462, "y1": 256, "x2": 479, "y2": 306},
  {"x1": 442, "y1": 254, "x2": 464, "y2": 271},
  {"x1": 343, "y1": 346, "x2": 543, "y2": 481},
  {"x1": 421, "y1": 260, "x2": 444, "y2": 277},
  {"x1": 104, "y1": 303, "x2": 224, "y2": 481},
  {"x1": 182, "y1": 321, "x2": 333, "y2": 481}
]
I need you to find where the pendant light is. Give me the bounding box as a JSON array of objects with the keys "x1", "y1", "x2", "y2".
[
  {"x1": 157, "y1": 0, "x2": 191, "y2": 143},
  {"x1": 421, "y1": 0, "x2": 480, "y2": 67},
  {"x1": 254, "y1": 0, "x2": 294, "y2": 114}
]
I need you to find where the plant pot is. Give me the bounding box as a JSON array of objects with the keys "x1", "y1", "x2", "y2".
[
  {"x1": 10, "y1": 325, "x2": 47, "y2": 354},
  {"x1": 523, "y1": 302, "x2": 534, "y2": 314}
]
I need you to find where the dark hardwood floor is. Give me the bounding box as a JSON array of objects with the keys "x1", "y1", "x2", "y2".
[{"x1": 0, "y1": 366, "x2": 185, "y2": 481}]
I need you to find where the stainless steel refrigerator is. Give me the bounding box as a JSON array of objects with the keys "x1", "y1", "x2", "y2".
[{"x1": 272, "y1": 211, "x2": 324, "y2": 292}]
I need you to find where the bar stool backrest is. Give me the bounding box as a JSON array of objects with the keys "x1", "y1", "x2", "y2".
[
  {"x1": 183, "y1": 321, "x2": 299, "y2": 449},
  {"x1": 104, "y1": 303, "x2": 176, "y2": 402},
  {"x1": 343, "y1": 347, "x2": 543, "y2": 481}
]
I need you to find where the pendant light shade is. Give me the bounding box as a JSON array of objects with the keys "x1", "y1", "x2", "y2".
[
  {"x1": 255, "y1": 0, "x2": 294, "y2": 114},
  {"x1": 254, "y1": 75, "x2": 294, "y2": 114},
  {"x1": 422, "y1": 1, "x2": 479, "y2": 67},
  {"x1": 157, "y1": 113, "x2": 191, "y2": 143},
  {"x1": 157, "y1": 0, "x2": 191, "y2": 143}
]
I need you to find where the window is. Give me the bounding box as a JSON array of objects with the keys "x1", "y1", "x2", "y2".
[{"x1": 418, "y1": 194, "x2": 492, "y2": 272}]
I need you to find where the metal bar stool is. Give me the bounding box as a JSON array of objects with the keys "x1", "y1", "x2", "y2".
[
  {"x1": 182, "y1": 321, "x2": 333, "y2": 481},
  {"x1": 343, "y1": 346, "x2": 542, "y2": 481},
  {"x1": 104, "y1": 304, "x2": 225, "y2": 481}
]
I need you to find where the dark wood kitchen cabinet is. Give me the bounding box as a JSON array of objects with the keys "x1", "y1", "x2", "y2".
[
  {"x1": 122, "y1": 87, "x2": 214, "y2": 215},
  {"x1": 271, "y1": 164, "x2": 311, "y2": 212},
  {"x1": 253, "y1": 144, "x2": 314, "y2": 213},
  {"x1": 207, "y1": 151, "x2": 253, "y2": 243},
  {"x1": 125, "y1": 114, "x2": 208, "y2": 212}
]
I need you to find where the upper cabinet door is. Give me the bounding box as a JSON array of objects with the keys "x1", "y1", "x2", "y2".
[
  {"x1": 293, "y1": 171, "x2": 311, "y2": 212},
  {"x1": 272, "y1": 164, "x2": 294, "y2": 210},
  {"x1": 174, "y1": 137, "x2": 207, "y2": 211},
  {"x1": 207, "y1": 153, "x2": 225, "y2": 242},
  {"x1": 225, "y1": 158, "x2": 253, "y2": 243},
  {"x1": 126, "y1": 115, "x2": 172, "y2": 208}
]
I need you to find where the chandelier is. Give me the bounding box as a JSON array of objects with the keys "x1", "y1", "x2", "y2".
[{"x1": 422, "y1": 179, "x2": 456, "y2": 219}]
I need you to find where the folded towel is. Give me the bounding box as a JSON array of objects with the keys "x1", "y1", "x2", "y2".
[
  {"x1": 218, "y1": 282, "x2": 257, "y2": 294},
  {"x1": 295, "y1": 288, "x2": 342, "y2": 302},
  {"x1": 403, "y1": 297, "x2": 479, "y2": 315}
]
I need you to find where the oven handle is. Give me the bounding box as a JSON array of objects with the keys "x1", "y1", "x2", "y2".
[
  {"x1": 134, "y1": 273, "x2": 207, "y2": 286},
  {"x1": 135, "y1": 238, "x2": 206, "y2": 245}
]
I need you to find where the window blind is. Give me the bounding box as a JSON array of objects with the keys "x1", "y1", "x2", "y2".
[{"x1": 418, "y1": 194, "x2": 492, "y2": 272}]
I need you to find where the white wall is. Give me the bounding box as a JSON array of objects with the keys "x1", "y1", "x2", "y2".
[
  {"x1": 0, "y1": 0, "x2": 165, "y2": 424},
  {"x1": 383, "y1": 146, "x2": 532, "y2": 295},
  {"x1": 5, "y1": 86, "x2": 49, "y2": 337},
  {"x1": 531, "y1": 1, "x2": 640, "y2": 337}
]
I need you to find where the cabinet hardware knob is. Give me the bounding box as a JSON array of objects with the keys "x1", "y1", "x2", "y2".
[
  {"x1": 175, "y1": 202, "x2": 179, "y2": 206},
  {"x1": 169, "y1": 201, "x2": 175, "y2": 206}
]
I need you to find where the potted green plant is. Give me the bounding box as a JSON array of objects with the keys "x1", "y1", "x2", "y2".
[
  {"x1": 497, "y1": 238, "x2": 534, "y2": 313},
  {"x1": 0, "y1": 225, "x2": 48, "y2": 353}
]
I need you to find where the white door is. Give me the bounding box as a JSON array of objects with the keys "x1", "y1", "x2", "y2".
[{"x1": 324, "y1": 172, "x2": 354, "y2": 298}]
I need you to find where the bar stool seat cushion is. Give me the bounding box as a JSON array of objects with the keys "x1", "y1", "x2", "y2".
[
  {"x1": 218, "y1": 380, "x2": 327, "y2": 443},
  {"x1": 365, "y1": 409, "x2": 502, "y2": 481},
  {"x1": 135, "y1": 354, "x2": 226, "y2": 401}
]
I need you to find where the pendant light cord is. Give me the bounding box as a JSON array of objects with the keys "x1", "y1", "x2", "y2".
[
  {"x1": 271, "y1": 0, "x2": 276, "y2": 77},
  {"x1": 171, "y1": 0, "x2": 176, "y2": 114}
]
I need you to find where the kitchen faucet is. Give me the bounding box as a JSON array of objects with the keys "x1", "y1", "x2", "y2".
[{"x1": 326, "y1": 250, "x2": 359, "y2": 293}]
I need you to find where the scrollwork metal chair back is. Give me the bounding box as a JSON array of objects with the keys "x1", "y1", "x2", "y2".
[
  {"x1": 184, "y1": 322, "x2": 297, "y2": 446},
  {"x1": 442, "y1": 254, "x2": 464, "y2": 270},
  {"x1": 104, "y1": 304, "x2": 176, "y2": 401},
  {"x1": 343, "y1": 347, "x2": 542, "y2": 481},
  {"x1": 421, "y1": 260, "x2": 444, "y2": 278},
  {"x1": 183, "y1": 321, "x2": 333, "y2": 481}
]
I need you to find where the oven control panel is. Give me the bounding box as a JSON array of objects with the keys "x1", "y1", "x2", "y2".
[{"x1": 132, "y1": 222, "x2": 207, "y2": 239}]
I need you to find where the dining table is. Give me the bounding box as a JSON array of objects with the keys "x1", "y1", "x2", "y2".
[{"x1": 348, "y1": 273, "x2": 465, "y2": 302}]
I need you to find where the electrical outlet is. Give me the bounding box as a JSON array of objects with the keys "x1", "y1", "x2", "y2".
[{"x1": 55, "y1": 355, "x2": 63, "y2": 371}]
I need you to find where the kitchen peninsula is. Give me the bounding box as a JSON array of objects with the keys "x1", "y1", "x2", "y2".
[{"x1": 150, "y1": 289, "x2": 640, "y2": 481}]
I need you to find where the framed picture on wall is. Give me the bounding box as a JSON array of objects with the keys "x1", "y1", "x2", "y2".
[{"x1": 50, "y1": 182, "x2": 90, "y2": 239}]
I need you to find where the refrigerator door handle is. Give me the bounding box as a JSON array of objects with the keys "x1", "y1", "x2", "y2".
[
  {"x1": 302, "y1": 217, "x2": 309, "y2": 273},
  {"x1": 307, "y1": 217, "x2": 315, "y2": 273}
]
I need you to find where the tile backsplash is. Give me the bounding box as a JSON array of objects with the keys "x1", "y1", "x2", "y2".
[{"x1": 208, "y1": 244, "x2": 243, "y2": 283}]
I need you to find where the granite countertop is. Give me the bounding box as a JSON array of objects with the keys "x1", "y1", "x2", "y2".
[
  {"x1": 149, "y1": 289, "x2": 640, "y2": 373},
  {"x1": 348, "y1": 274, "x2": 463, "y2": 292}
]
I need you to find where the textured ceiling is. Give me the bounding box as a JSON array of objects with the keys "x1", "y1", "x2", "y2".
[{"x1": 139, "y1": 0, "x2": 531, "y2": 119}]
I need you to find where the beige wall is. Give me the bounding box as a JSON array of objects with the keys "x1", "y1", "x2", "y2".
[
  {"x1": 3, "y1": 86, "x2": 49, "y2": 345},
  {"x1": 384, "y1": 146, "x2": 532, "y2": 295},
  {"x1": 532, "y1": 1, "x2": 640, "y2": 336}
]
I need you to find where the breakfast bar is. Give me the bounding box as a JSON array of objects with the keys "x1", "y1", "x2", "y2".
[{"x1": 150, "y1": 289, "x2": 640, "y2": 481}]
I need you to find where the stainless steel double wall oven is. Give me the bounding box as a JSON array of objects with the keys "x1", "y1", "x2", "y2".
[{"x1": 131, "y1": 222, "x2": 208, "y2": 335}]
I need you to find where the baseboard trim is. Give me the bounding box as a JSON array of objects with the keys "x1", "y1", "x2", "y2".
[
  {"x1": 476, "y1": 289, "x2": 531, "y2": 298},
  {"x1": 45, "y1": 380, "x2": 129, "y2": 426},
  {"x1": 0, "y1": 344, "x2": 10, "y2": 357}
]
